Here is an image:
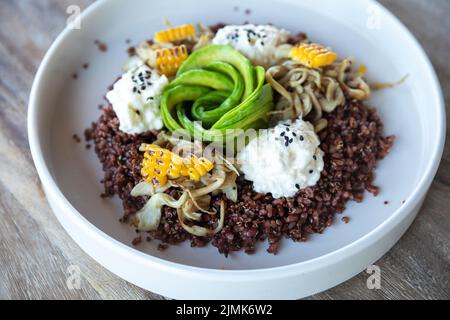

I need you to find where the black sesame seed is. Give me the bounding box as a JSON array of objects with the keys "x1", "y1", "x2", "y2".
[
  {"x1": 289, "y1": 138, "x2": 293, "y2": 144},
  {"x1": 285, "y1": 141, "x2": 289, "y2": 147},
  {"x1": 133, "y1": 87, "x2": 137, "y2": 93},
  {"x1": 309, "y1": 170, "x2": 313, "y2": 174},
  {"x1": 295, "y1": 184, "x2": 300, "y2": 189},
  {"x1": 286, "y1": 127, "x2": 290, "y2": 132},
  {"x1": 313, "y1": 155, "x2": 317, "y2": 160},
  {"x1": 299, "y1": 135, "x2": 304, "y2": 141},
  {"x1": 280, "y1": 132, "x2": 285, "y2": 137},
  {"x1": 292, "y1": 132, "x2": 297, "y2": 137}
]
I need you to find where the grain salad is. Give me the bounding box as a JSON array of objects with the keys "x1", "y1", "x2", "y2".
[{"x1": 84, "y1": 21, "x2": 394, "y2": 255}]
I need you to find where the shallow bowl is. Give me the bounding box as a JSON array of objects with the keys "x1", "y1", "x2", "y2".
[{"x1": 28, "y1": 0, "x2": 445, "y2": 299}]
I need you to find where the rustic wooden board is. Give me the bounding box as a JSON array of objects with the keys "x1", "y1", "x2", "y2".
[{"x1": 0, "y1": 0, "x2": 448, "y2": 300}]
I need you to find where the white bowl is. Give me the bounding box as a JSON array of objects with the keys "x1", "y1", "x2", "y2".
[{"x1": 28, "y1": 0, "x2": 445, "y2": 299}]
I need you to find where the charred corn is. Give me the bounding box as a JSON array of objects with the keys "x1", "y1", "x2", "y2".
[
  {"x1": 155, "y1": 45, "x2": 189, "y2": 76},
  {"x1": 154, "y1": 24, "x2": 195, "y2": 43},
  {"x1": 141, "y1": 145, "x2": 214, "y2": 186},
  {"x1": 289, "y1": 43, "x2": 337, "y2": 68},
  {"x1": 186, "y1": 155, "x2": 215, "y2": 180}
]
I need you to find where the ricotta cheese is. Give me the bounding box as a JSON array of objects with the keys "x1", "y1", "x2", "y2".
[
  {"x1": 212, "y1": 24, "x2": 290, "y2": 67},
  {"x1": 237, "y1": 119, "x2": 324, "y2": 198},
  {"x1": 106, "y1": 64, "x2": 168, "y2": 134}
]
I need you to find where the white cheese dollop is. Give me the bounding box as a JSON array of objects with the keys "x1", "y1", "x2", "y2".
[
  {"x1": 237, "y1": 119, "x2": 324, "y2": 198},
  {"x1": 212, "y1": 24, "x2": 289, "y2": 67},
  {"x1": 106, "y1": 64, "x2": 168, "y2": 134}
]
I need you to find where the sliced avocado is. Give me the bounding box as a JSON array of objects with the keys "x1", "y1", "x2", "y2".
[{"x1": 177, "y1": 44, "x2": 255, "y2": 99}]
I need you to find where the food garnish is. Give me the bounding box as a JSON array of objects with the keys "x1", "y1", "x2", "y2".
[
  {"x1": 237, "y1": 119, "x2": 324, "y2": 198},
  {"x1": 289, "y1": 43, "x2": 337, "y2": 68},
  {"x1": 370, "y1": 74, "x2": 409, "y2": 90},
  {"x1": 105, "y1": 64, "x2": 168, "y2": 134},
  {"x1": 140, "y1": 144, "x2": 214, "y2": 186},
  {"x1": 155, "y1": 45, "x2": 189, "y2": 76},
  {"x1": 211, "y1": 24, "x2": 290, "y2": 67},
  {"x1": 160, "y1": 44, "x2": 274, "y2": 142},
  {"x1": 154, "y1": 24, "x2": 196, "y2": 43},
  {"x1": 266, "y1": 58, "x2": 370, "y2": 131},
  {"x1": 132, "y1": 136, "x2": 238, "y2": 237},
  {"x1": 358, "y1": 64, "x2": 367, "y2": 76}
]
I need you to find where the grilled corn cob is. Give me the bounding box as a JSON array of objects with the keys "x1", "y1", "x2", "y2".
[
  {"x1": 154, "y1": 24, "x2": 195, "y2": 43},
  {"x1": 289, "y1": 43, "x2": 337, "y2": 68},
  {"x1": 141, "y1": 144, "x2": 214, "y2": 186},
  {"x1": 155, "y1": 45, "x2": 189, "y2": 76}
]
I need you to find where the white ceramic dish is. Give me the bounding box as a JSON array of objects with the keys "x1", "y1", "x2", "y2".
[{"x1": 28, "y1": 0, "x2": 445, "y2": 299}]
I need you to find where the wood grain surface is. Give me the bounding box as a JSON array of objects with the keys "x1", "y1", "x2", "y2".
[{"x1": 0, "y1": 0, "x2": 448, "y2": 300}]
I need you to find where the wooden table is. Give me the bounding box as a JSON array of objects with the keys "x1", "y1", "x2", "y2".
[{"x1": 0, "y1": 0, "x2": 448, "y2": 300}]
